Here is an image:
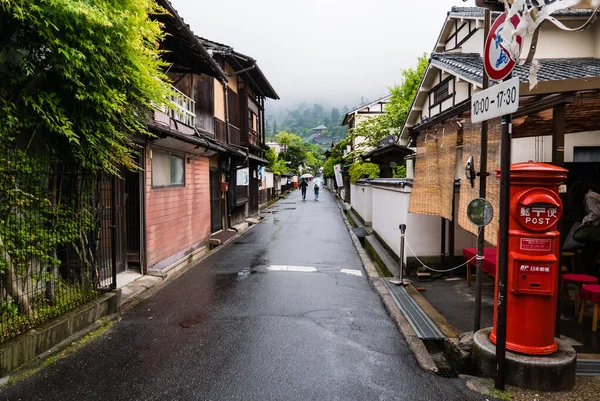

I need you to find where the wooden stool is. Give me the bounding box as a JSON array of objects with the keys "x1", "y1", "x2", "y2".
[
  {"x1": 579, "y1": 284, "x2": 600, "y2": 332},
  {"x1": 562, "y1": 274, "x2": 599, "y2": 315}
]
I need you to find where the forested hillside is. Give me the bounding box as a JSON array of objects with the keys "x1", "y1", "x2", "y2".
[{"x1": 265, "y1": 99, "x2": 372, "y2": 141}]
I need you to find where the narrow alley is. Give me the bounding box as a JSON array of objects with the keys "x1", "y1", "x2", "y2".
[{"x1": 1, "y1": 187, "x2": 485, "y2": 401}]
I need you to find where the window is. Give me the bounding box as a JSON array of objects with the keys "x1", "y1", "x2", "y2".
[
  {"x1": 433, "y1": 80, "x2": 450, "y2": 105},
  {"x1": 152, "y1": 151, "x2": 185, "y2": 188}
]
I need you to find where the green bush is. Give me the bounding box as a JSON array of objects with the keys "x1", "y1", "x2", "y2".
[
  {"x1": 393, "y1": 165, "x2": 407, "y2": 178},
  {"x1": 349, "y1": 162, "x2": 380, "y2": 183}
]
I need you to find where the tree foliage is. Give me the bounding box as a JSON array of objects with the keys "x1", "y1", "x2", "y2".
[
  {"x1": 0, "y1": 0, "x2": 171, "y2": 340},
  {"x1": 0, "y1": 0, "x2": 171, "y2": 173},
  {"x1": 266, "y1": 103, "x2": 349, "y2": 141},
  {"x1": 349, "y1": 162, "x2": 380, "y2": 183},
  {"x1": 347, "y1": 54, "x2": 428, "y2": 156}
]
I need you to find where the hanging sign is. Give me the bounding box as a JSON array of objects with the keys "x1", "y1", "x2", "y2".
[
  {"x1": 484, "y1": 12, "x2": 523, "y2": 81},
  {"x1": 334, "y1": 164, "x2": 344, "y2": 188}
]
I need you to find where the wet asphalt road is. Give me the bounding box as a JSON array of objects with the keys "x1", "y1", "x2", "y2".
[{"x1": 1, "y1": 185, "x2": 487, "y2": 401}]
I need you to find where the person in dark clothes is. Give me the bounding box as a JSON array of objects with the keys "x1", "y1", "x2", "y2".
[
  {"x1": 299, "y1": 178, "x2": 308, "y2": 200},
  {"x1": 313, "y1": 180, "x2": 320, "y2": 200}
]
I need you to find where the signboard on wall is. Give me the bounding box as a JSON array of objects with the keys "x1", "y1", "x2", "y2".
[
  {"x1": 236, "y1": 168, "x2": 249, "y2": 186},
  {"x1": 334, "y1": 164, "x2": 344, "y2": 188}
]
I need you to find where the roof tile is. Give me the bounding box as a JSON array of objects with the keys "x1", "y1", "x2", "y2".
[{"x1": 431, "y1": 53, "x2": 600, "y2": 84}]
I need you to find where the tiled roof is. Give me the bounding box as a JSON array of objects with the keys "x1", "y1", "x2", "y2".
[
  {"x1": 449, "y1": 6, "x2": 595, "y2": 18},
  {"x1": 431, "y1": 53, "x2": 600, "y2": 84}
]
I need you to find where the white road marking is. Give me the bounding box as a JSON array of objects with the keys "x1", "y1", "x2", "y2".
[
  {"x1": 267, "y1": 265, "x2": 318, "y2": 273},
  {"x1": 340, "y1": 269, "x2": 362, "y2": 277}
]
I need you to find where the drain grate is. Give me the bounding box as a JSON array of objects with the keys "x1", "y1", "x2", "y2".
[
  {"x1": 383, "y1": 279, "x2": 445, "y2": 340},
  {"x1": 577, "y1": 359, "x2": 600, "y2": 375}
]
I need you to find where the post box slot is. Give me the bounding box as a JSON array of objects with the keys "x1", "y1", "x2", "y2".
[
  {"x1": 519, "y1": 192, "x2": 560, "y2": 207},
  {"x1": 511, "y1": 252, "x2": 556, "y2": 296}
]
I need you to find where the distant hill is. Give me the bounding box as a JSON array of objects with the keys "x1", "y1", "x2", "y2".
[{"x1": 265, "y1": 102, "x2": 359, "y2": 143}]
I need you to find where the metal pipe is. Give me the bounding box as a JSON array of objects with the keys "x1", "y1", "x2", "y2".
[
  {"x1": 223, "y1": 80, "x2": 231, "y2": 145},
  {"x1": 441, "y1": 218, "x2": 446, "y2": 269},
  {"x1": 111, "y1": 175, "x2": 118, "y2": 290},
  {"x1": 399, "y1": 224, "x2": 407, "y2": 282},
  {"x1": 495, "y1": 73, "x2": 513, "y2": 391},
  {"x1": 475, "y1": 8, "x2": 491, "y2": 333}
]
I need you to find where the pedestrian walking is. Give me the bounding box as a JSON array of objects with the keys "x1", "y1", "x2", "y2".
[
  {"x1": 299, "y1": 178, "x2": 308, "y2": 200},
  {"x1": 314, "y1": 180, "x2": 320, "y2": 200}
]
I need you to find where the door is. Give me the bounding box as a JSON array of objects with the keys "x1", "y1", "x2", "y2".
[
  {"x1": 248, "y1": 161, "x2": 259, "y2": 216},
  {"x1": 125, "y1": 167, "x2": 141, "y2": 269},
  {"x1": 210, "y1": 169, "x2": 223, "y2": 233}
]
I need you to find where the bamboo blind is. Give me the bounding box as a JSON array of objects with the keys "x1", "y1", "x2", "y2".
[
  {"x1": 457, "y1": 119, "x2": 501, "y2": 246},
  {"x1": 409, "y1": 129, "x2": 457, "y2": 221}
]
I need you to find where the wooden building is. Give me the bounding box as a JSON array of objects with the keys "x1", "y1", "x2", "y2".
[{"x1": 115, "y1": 0, "x2": 279, "y2": 276}]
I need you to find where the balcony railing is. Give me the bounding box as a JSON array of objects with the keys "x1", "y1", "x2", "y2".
[
  {"x1": 248, "y1": 128, "x2": 260, "y2": 148},
  {"x1": 214, "y1": 118, "x2": 227, "y2": 143},
  {"x1": 162, "y1": 85, "x2": 195, "y2": 127},
  {"x1": 230, "y1": 125, "x2": 241, "y2": 146},
  {"x1": 213, "y1": 118, "x2": 241, "y2": 146}
]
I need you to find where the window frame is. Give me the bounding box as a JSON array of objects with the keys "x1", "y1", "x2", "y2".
[
  {"x1": 151, "y1": 150, "x2": 186, "y2": 189},
  {"x1": 429, "y1": 76, "x2": 453, "y2": 110}
]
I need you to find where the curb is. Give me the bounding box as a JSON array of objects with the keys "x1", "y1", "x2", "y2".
[
  {"x1": 118, "y1": 201, "x2": 276, "y2": 312},
  {"x1": 333, "y1": 192, "x2": 438, "y2": 374}
]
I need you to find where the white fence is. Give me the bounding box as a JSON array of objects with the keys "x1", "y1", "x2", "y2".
[{"x1": 351, "y1": 179, "x2": 475, "y2": 263}]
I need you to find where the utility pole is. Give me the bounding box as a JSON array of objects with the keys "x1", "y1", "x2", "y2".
[
  {"x1": 495, "y1": 74, "x2": 513, "y2": 391},
  {"x1": 474, "y1": 8, "x2": 491, "y2": 333}
]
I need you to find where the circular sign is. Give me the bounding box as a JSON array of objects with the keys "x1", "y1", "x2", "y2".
[
  {"x1": 467, "y1": 198, "x2": 494, "y2": 227},
  {"x1": 484, "y1": 12, "x2": 523, "y2": 81}
]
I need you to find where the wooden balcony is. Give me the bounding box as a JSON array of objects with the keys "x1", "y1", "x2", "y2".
[
  {"x1": 214, "y1": 118, "x2": 227, "y2": 143},
  {"x1": 213, "y1": 117, "x2": 241, "y2": 146},
  {"x1": 248, "y1": 128, "x2": 260, "y2": 148},
  {"x1": 162, "y1": 85, "x2": 195, "y2": 127}
]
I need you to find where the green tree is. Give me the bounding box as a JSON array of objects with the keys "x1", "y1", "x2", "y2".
[
  {"x1": 347, "y1": 54, "x2": 428, "y2": 156},
  {"x1": 265, "y1": 147, "x2": 277, "y2": 165},
  {"x1": 349, "y1": 162, "x2": 380, "y2": 183},
  {"x1": 282, "y1": 143, "x2": 306, "y2": 172},
  {"x1": 388, "y1": 53, "x2": 429, "y2": 134},
  {"x1": 1, "y1": 0, "x2": 170, "y2": 173},
  {"x1": 0, "y1": 0, "x2": 170, "y2": 333},
  {"x1": 275, "y1": 131, "x2": 301, "y2": 158}
]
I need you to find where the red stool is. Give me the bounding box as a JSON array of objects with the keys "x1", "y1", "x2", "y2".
[
  {"x1": 562, "y1": 274, "x2": 599, "y2": 315},
  {"x1": 579, "y1": 284, "x2": 600, "y2": 332}
]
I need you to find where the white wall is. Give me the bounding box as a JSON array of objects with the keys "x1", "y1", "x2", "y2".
[
  {"x1": 511, "y1": 131, "x2": 600, "y2": 164},
  {"x1": 372, "y1": 184, "x2": 440, "y2": 262},
  {"x1": 371, "y1": 183, "x2": 475, "y2": 263},
  {"x1": 266, "y1": 172, "x2": 274, "y2": 189},
  {"x1": 350, "y1": 183, "x2": 372, "y2": 225},
  {"x1": 461, "y1": 29, "x2": 485, "y2": 54},
  {"x1": 527, "y1": 23, "x2": 596, "y2": 59},
  {"x1": 448, "y1": 19, "x2": 597, "y2": 59},
  {"x1": 565, "y1": 131, "x2": 600, "y2": 162}
]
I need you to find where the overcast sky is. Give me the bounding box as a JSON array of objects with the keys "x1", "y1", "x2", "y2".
[{"x1": 170, "y1": 0, "x2": 469, "y2": 110}]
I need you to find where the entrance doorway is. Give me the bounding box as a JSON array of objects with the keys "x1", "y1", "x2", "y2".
[
  {"x1": 210, "y1": 169, "x2": 223, "y2": 233},
  {"x1": 123, "y1": 150, "x2": 145, "y2": 271}
]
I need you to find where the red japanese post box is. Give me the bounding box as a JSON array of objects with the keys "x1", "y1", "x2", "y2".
[{"x1": 490, "y1": 162, "x2": 568, "y2": 355}]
